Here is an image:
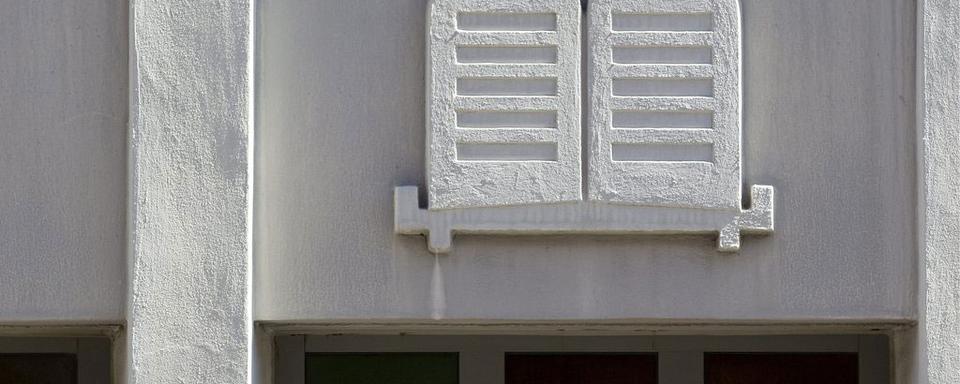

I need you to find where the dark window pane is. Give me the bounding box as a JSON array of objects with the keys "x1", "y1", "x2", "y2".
[
  {"x1": 505, "y1": 353, "x2": 657, "y2": 384},
  {"x1": 306, "y1": 353, "x2": 458, "y2": 384},
  {"x1": 0, "y1": 354, "x2": 77, "y2": 384},
  {"x1": 705, "y1": 353, "x2": 858, "y2": 384}
]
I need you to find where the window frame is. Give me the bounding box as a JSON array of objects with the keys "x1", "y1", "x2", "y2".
[{"x1": 276, "y1": 334, "x2": 889, "y2": 384}]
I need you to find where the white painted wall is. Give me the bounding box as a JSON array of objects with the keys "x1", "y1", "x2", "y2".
[
  {"x1": 255, "y1": 0, "x2": 917, "y2": 321},
  {"x1": 0, "y1": 1, "x2": 127, "y2": 322}
]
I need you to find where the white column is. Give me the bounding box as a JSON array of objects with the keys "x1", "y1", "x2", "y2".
[
  {"x1": 916, "y1": 0, "x2": 960, "y2": 382},
  {"x1": 127, "y1": 0, "x2": 253, "y2": 383}
]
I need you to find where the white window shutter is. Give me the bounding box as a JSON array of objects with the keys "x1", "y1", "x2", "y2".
[
  {"x1": 587, "y1": 0, "x2": 743, "y2": 210},
  {"x1": 427, "y1": 0, "x2": 582, "y2": 210}
]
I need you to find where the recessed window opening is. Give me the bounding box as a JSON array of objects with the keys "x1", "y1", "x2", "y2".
[
  {"x1": 279, "y1": 335, "x2": 890, "y2": 384},
  {"x1": 0, "y1": 337, "x2": 111, "y2": 384}
]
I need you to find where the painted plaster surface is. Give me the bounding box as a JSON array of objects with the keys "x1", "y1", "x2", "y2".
[
  {"x1": 0, "y1": 1, "x2": 127, "y2": 321},
  {"x1": 257, "y1": 0, "x2": 914, "y2": 321},
  {"x1": 129, "y1": 1, "x2": 252, "y2": 383},
  {"x1": 427, "y1": 0, "x2": 583, "y2": 209},
  {"x1": 917, "y1": 0, "x2": 960, "y2": 382}
]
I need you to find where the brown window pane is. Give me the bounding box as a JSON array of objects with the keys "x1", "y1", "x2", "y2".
[
  {"x1": 505, "y1": 353, "x2": 657, "y2": 384},
  {"x1": 0, "y1": 354, "x2": 77, "y2": 384},
  {"x1": 705, "y1": 353, "x2": 858, "y2": 384}
]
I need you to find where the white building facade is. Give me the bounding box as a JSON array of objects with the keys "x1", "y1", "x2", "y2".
[{"x1": 0, "y1": 0, "x2": 958, "y2": 382}]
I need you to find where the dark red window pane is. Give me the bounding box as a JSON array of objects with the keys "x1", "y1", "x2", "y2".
[
  {"x1": 505, "y1": 353, "x2": 657, "y2": 384},
  {"x1": 0, "y1": 354, "x2": 77, "y2": 384},
  {"x1": 705, "y1": 353, "x2": 858, "y2": 384}
]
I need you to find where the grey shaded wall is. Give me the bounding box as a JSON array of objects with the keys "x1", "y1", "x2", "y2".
[
  {"x1": 255, "y1": 0, "x2": 916, "y2": 320},
  {"x1": 0, "y1": 2, "x2": 127, "y2": 321}
]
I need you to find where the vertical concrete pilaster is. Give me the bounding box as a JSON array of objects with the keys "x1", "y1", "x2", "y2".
[
  {"x1": 916, "y1": 0, "x2": 960, "y2": 382},
  {"x1": 128, "y1": 0, "x2": 253, "y2": 382}
]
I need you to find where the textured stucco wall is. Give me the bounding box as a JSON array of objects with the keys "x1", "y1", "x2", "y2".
[
  {"x1": 0, "y1": 1, "x2": 127, "y2": 322},
  {"x1": 128, "y1": 0, "x2": 252, "y2": 382},
  {"x1": 917, "y1": 0, "x2": 960, "y2": 382},
  {"x1": 255, "y1": 0, "x2": 916, "y2": 321}
]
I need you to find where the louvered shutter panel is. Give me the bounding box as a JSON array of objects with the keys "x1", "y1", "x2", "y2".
[
  {"x1": 588, "y1": 0, "x2": 742, "y2": 210},
  {"x1": 427, "y1": 0, "x2": 582, "y2": 210}
]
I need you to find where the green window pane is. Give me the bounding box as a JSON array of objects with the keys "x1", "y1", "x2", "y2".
[{"x1": 306, "y1": 353, "x2": 458, "y2": 384}]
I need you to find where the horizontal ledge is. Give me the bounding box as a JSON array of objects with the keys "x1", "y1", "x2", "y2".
[
  {"x1": 608, "y1": 128, "x2": 715, "y2": 144},
  {"x1": 261, "y1": 319, "x2": 914, "y2": 337},
  {"x1": 455, "y1": 96, "x2": 559, "y2": 110},
  {"x1": 609, "y1": 64, "x2": 713, "y2": 78},
  {"x1": 0, "y1": 323, "x2": 122, "y2": 338},
  {"x1": 608, "y1": 96, "x2": 716, "y2": 111},
  {"x1": 457, "y1": 63, "x2": 559, "y2": 78},
  {"x1": 454, "y1": 31, "x2": 559, "y2": 46},
  {"x1": 395, "y1": 185, "x2": 774, "y2": 253},
  {"x1": 607, "y1": 31, "x2": 712, "y2": 47},
  {"x1": 452, "y1": 128, "x2": 560, "y2": 142}
]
